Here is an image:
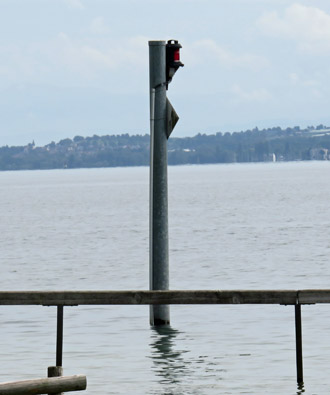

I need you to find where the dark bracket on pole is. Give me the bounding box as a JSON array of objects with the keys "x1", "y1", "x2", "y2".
[{"x1": 166, "y1": 98, "x2": 179, "y2": 139}]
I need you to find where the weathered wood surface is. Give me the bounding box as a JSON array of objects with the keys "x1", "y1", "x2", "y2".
[
  {"x1": 0, "y1": 375, "x2": 86, "y2": 394},
  {"x1": 298, "y1": 290, "x2": 330, "y2": 304},
  {"x1": 47, "y1": 367, "x2": 63, "y2": 395},
  {"x1": 0, "y1": 289, "x2": 328, "y2": 306},
  {"x1": 0, "y1": 290, "x2": 298, "y2": 305}
]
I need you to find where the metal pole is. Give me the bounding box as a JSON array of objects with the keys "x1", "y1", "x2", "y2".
[
  {"x1": 295, "y1": 304, "x2": 303, "y2": 385},
  {"x1": 149, "y1": 40, "x2": 170, "y2": 326}
]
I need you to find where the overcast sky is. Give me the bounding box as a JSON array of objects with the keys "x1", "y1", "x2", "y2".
[{"x1": 1, "y1": 0, "x2": 330, "y2": 145}]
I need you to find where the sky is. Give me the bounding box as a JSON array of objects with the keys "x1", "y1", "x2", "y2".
[{"x1": 1, "y1": 0, "x2": 330, "y2": 146}]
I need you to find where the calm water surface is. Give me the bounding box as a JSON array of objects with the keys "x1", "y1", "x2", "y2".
[{"x1": 0, "y1": 162, "x2": 330, "y2": 394}]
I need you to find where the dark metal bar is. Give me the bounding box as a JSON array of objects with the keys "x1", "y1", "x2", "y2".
[
  {"x1": 295, "y1": 304, "x2": 303, "y2": 385},
  {"x1": 56, "y1": 305, "x2": 64, "y2": 367}
]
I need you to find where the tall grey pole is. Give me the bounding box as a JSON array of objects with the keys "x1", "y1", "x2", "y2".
[{"x1": 149, "y1": 40, "x2": 170, "y2": 326}]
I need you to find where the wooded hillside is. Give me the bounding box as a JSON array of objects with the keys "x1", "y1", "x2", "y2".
[{"x1": 1, "y1": 125, "x2": 330, "y2": 170}]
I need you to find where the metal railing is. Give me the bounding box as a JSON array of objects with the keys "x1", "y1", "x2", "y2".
[{"x1": 1, "y1": 289, "x2": 329, "y2": 387}]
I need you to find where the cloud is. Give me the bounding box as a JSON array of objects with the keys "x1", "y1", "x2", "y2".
[
  {"x1": 54, "y1": 33, "x2": 148, "y2": 74},
  {"x1": 63, "y1": 0, "x2": 85, "y2": 10},
  {"x1": 0, "y1": 43, "x2": 48, "y2": 83},
  {"x1": 90, "y1": 17, "x2": 110, "y2": 34},
  {"x1": 188, "y1": 39, "x2": 268, "y2": 70},
  {"x1": 289, "y1": 72, "x2": 318, "y2": 87},
  {"x1": 231, "y1": 84, "x2": 272, "y2": 103},
  {"x1": 0, "y1": 33, "x2": 150, "y2": 88},
  {"x1": 257, "y1": 3, "x2": 330, "y2": 52},
  {"x1": 288, "y1": 72, "x2": 323, "y2": 98}
]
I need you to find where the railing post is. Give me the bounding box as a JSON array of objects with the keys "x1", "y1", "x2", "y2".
[
  {"x1": 48, "y1": 305, "x2": 64, "y2": 395},
  {"x1": 56, "y1": 305, "x2": 64, "y2": 367},
  {"x1": 295, "y1": 304, "x2": 303, "y2": 385}
]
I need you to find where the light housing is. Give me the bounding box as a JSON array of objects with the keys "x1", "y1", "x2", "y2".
[{"x1": 166, "y1": 40, "x2": 184, "y2": 88}]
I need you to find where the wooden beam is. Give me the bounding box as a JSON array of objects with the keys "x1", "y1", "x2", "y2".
[
  {"x1": 298, "y1": 290, "x2": 330, "y2": 304},
  {"x1": 0, "y1": 289, "x2": 329, "y2": 306},
  {"x1": 0, "y1": 375, "x2": 86, "y2": 394},
  {"x1": 0, "y1": 290, "x2": 298, "y2": 306}
]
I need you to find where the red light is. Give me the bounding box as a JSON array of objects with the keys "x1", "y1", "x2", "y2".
[{"x1": 174, "y1": 49, "x2": 180, "y2": 62}]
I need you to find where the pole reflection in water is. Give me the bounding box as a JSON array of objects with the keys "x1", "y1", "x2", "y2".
[
  {"x1": 149, "y1": 326, "x2": 189, "y2": 392},
  {"x1": 297, "y1": 382, "x2": 305, "y2": 394},
  {"x1": 148, "y1": 324, "x2": 228, "y2": 394}
]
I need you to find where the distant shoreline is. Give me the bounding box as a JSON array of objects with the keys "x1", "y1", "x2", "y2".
[{"x1": 1, "y1": 125, "x2": 330, "y2": 171}]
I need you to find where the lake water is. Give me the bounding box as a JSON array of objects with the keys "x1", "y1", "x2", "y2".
[{"x1": 0, "y1": 161, "x2": 330, "y2": 394}]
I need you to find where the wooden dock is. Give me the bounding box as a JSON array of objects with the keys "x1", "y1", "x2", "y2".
[{"x1": 1, "y1": 289, "x2": 329, "y2": 389}]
